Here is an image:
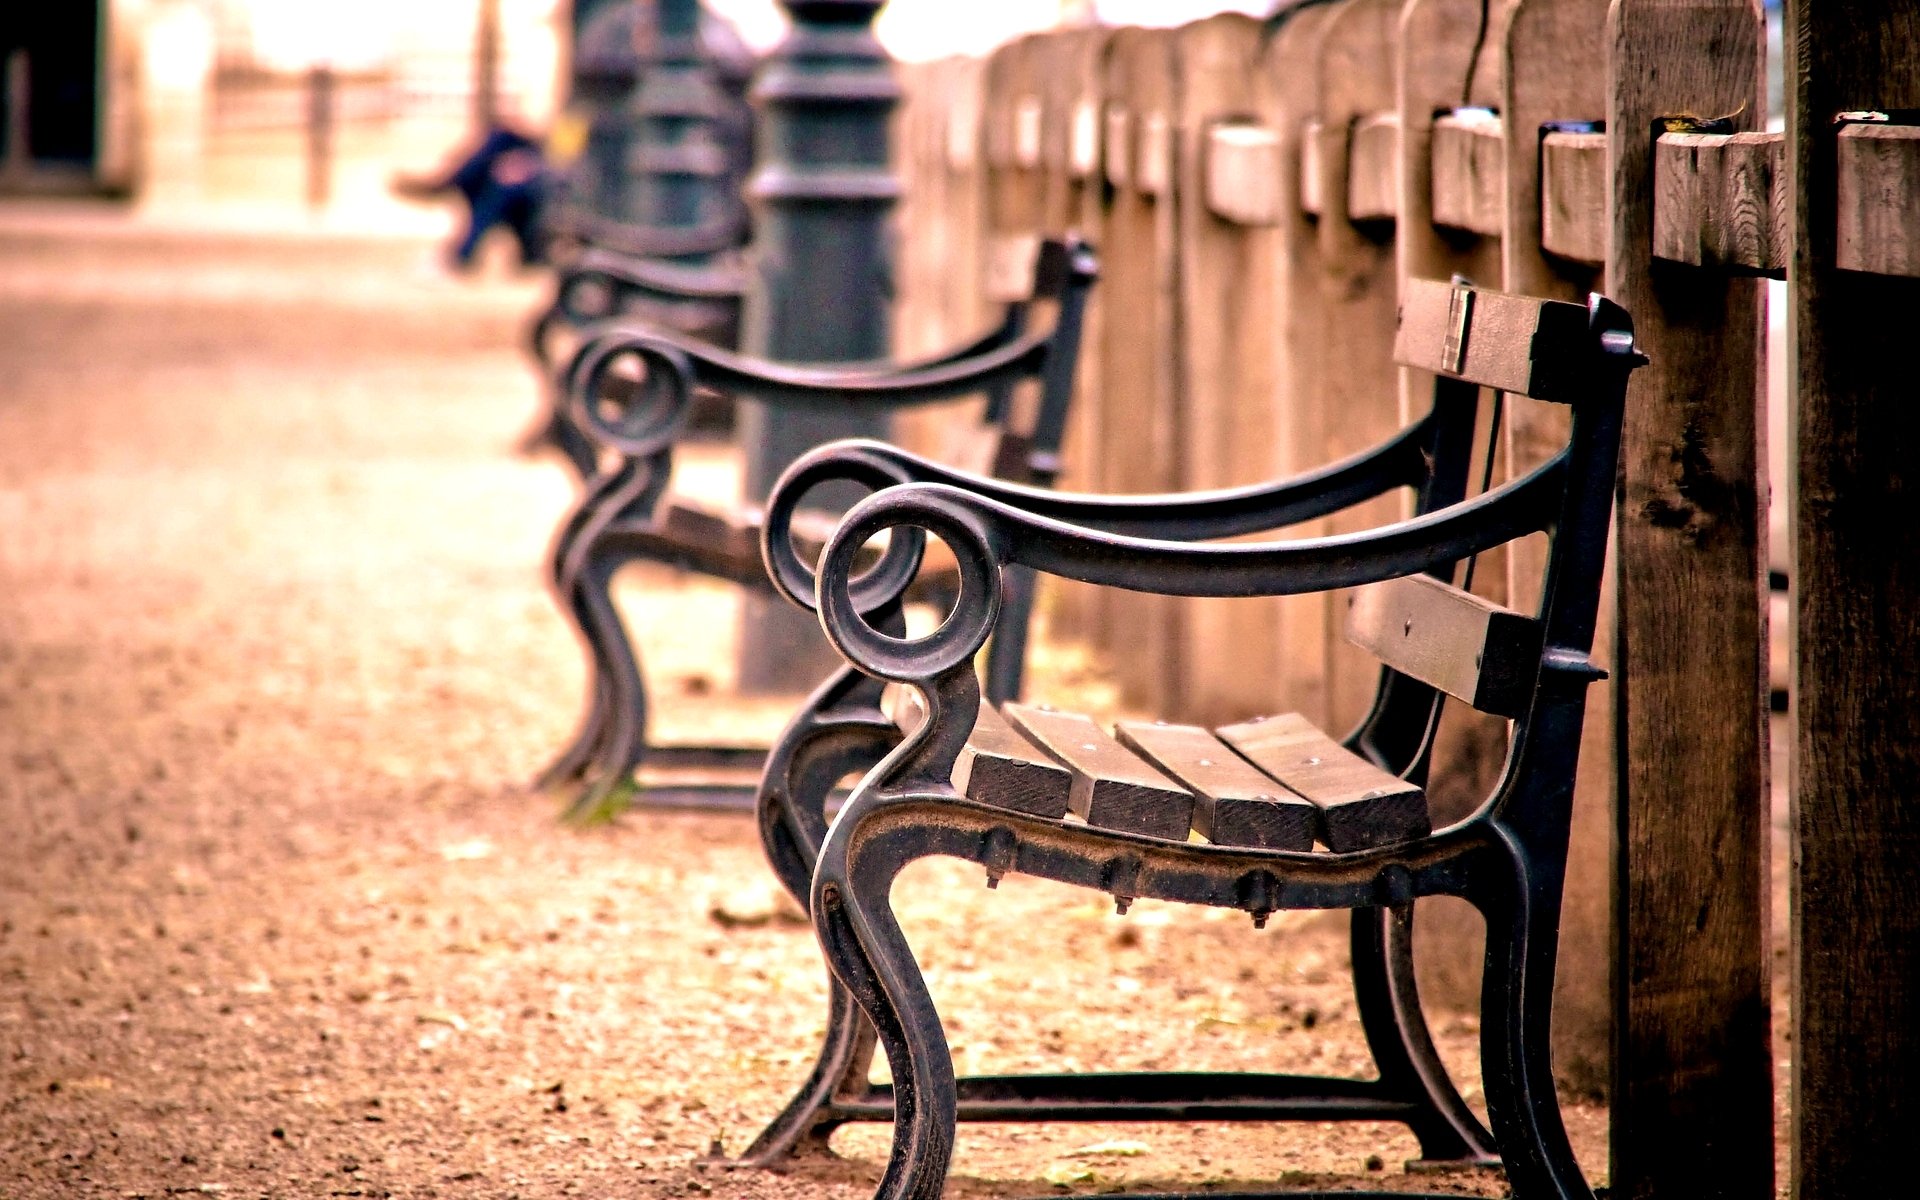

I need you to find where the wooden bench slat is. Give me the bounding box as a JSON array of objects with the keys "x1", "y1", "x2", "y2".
[
  {"x1": 1345, "y1": 572, "x2": 1546, "y2": 719},
  {"x1": 661, "y1": 498, "x2": 760, "y2": 564},
  {"x1": 1114, "y1": 721, "x2": 1317, "y2": 851},
  {"x1": 1002, "y1": 703, "x2": 1194, "y2": 841},
  {"x1": 1395, "y1": 278, "x2": 1594, "y2": 402},
  {"x1": 883, "y1": 688, "x2": 1073, "y2": 819},
  {"x1": 1215, "y1": 713, "x2": 1429, "y2": 852}
]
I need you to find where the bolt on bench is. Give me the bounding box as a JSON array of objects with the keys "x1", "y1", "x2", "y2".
[
  {"x1": 750, "y1": 279, "x2": 1644, "y2": 1200},
  {"x1": 536, "y1": 238, "x2": 1099, "y2": 821}
]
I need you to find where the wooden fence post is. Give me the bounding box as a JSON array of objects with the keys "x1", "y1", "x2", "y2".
[
  {"x1": 1093, "y1": 28, "x2": 1184, "y2": 712},
  {"x1": 1261, "y1": 0, "x2": 1347, "y2": 730},
  {"x1": 1311, "y1": 0, "x2": 1404, "y2": 733},
  {"x1": 1787, "y1": 4, "x2": 1920, "y2": 1198},
  {"x1": 1174, "y1": 12, "x2": 1282, "y2": 725},
  {"x1": 1036, "y1": 28, "x2": 1111, "y2": 644},
  {"x1": 1606, "y1": 2, "x2": 1772, "y2": 1197}
]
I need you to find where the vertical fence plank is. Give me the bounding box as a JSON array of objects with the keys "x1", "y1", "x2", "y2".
[
  {"x1": 1789, "y1": 5, "x2": 1920, "y2": 1199},
  {"x1": 1312, "y1": 0, "x2": 1403, "y2": 732},
  {"x1": 1262, "y1": 0, "x2": 1347, "y2": 729},
  {"x1": 1036, "y1": 28, "x2": 1112, "y2": 643},
  {"x1": 1606, "y1": 2, "x2": 1772, "y2": 1197},
  {"x1": 1502, "y1": 0, "x2": 1612, "y2": 1101},
  {"x1": 1094, "y1": 28, "x2": 1184, "y2": 710},
  {"x1": 892, "y1": 57, "x2": 990, "y2": 459},
  {"x1": 1173, "y1": 12, "x2": 1281, "y2": 725}
]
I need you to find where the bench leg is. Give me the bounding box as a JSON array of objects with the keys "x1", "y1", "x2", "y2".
[
  {"x1": 742, "y1": 664, "x2": 900, "y2": 1165},
  {"x1": 1349, "y1": 904, "x2": 1499, "y2": 1167},
  {"x1": 811, "y1": 792, "x2": 958, "y2": 1200},
  {"x1": 564, "y1": 538, "x2": 652, "y2": 820},
  {"x1": 1475, "y1": 853, "x2": 1592, "y2": 1200},
  {"x1": 534, "y1": 462, "x2": 659, "y2": 796}
]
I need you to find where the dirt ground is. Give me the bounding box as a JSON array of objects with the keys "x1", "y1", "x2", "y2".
[{"x1": 2, "y1": 206, "x2": 1784, "y2": 1199}]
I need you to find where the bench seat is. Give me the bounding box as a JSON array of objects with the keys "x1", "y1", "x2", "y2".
[{"x1": 888, "y1": 690, "x2": 1429, "y2": 854}]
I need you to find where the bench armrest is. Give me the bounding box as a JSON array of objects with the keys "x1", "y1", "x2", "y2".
[
  {"x1": 807, "y1": 466, "x2": 1566, "y2": 687},
  {"x1": 563, "y1": 323, "x2": 1057, "y2": 456},
  {"x1": 758, "y1": 424, "x2": 1435, "y2": 616}
]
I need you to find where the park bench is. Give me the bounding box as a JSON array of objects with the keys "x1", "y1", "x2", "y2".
[
  {"x1": 524, "y1": 223, "x2": 752, "y2": 475},
  {"x1": 748, "y1": 278, "x2": 1644, "y2": 1200},
  {"x1": 535, "y1": 236, "x2": 1099, "y2": 820}
]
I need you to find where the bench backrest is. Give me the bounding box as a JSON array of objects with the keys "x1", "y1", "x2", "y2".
[
  {"x1": 1343, "y1": 278, "x2": 1635, "y2": 771},
  {"x1": 941, "y1": 236, "x2": 1097, "y2": 489}
]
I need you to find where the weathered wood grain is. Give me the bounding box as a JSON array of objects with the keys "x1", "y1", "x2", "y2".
[
  {"x1": 1216, "y1": 712, "x2": 1430, "y2": 852},
  {"x1": 1540, "y1": 130, "x2": 1607, "y2": 263},
  {"x1": 1174, "y1": 13, "x2": 1287, "y2": 726},
  {"x1": 1313, "y1": 0, "x2": 1406, "y2": 734},
  {"x1": 1344, "y1": 573, "x2": 1544, "y2": 719},
  {"x1": 1430, "y1": 111, "x2": 1507, "y2": 237},
  {"x1": 1115, "y1": 720, "x2": 1317, "y2": 851},
  {"x1": 1607, "y1": 2, "x2": 1772, "y2": 1196},
  {"x1": 1652, "y1": 130, "x2": 1788, "y2": 274},
  {"x1": 1034, "y1": 28, "x2": 1113, "y2": 643},
  {"x1": 1263, "y1": 0, "x2": 1346, "y2": 730},
  {"x1": 1091, "y1": 28, "x2": 1184, "y2": 711},
  {"x1": 1003, "y1": 703, "x2": 1193, "y2": 840},
  {"x1": 1835, "y1": 122, "x2": 1920, "y2": 276},
  {"x1": 1790, "y1": 7, "x2": 1920, "y2": 1200}
]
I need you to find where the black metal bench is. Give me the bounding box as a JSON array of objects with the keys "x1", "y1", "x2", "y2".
[
  {"x1": 752, "y1": 279, "x2": 1643, "y2": 1200},
  {"x1": 535, "y1": 237, "x2": 1099, "y2": 820},
  {"x1": 523, "y1": 217, "x2": 753, "y2": 477}
]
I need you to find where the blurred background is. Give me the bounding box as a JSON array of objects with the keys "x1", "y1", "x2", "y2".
[{"x1": 0, "y1": 1, "x2": 1277, "y2": 230}]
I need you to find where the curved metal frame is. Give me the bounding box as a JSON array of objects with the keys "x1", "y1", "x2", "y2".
[
  {"x1": 535, "y1": 239, "x2": 1098, "y2": 820},
  {"x1": 747, "y1": 292, "x2": 1640, "y2": 1200}
]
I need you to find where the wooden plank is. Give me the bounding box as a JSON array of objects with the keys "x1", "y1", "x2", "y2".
[
  {"x1": 1394, "y1": 277, "x2": 1592, "y2": 400},
  {"x1": 1115, "y1": 720, "x2": 1317, "y2": 851},
  {"x1": 1430, "y1": 111, "x2": 1506, "y2": 237},
  {"x1": 1002, "y1": 703, "x2": 1193, "y2": 841},
  {"x1": 1344, "y1": 573, "x2": 1545, "y2": 719},
  {"x1": 1216, "y1": 713, "x2": 1429, "y2": 852},
  {"x1": 1835, "y1": 121, "x2": 1920, "y2": 276},
  {"x1": 1500, "y1": 0, "x2": 1613, "y2": 1103},
  {"x1": 1791, "y1": 8, "x2": 1920, "y2": 1200},
  {"x1": 1540, "y1": 130, "x2": 1607, "y2": 264},
  {"x1": 1312, "y1": 0, "x2": 1408, "y2": 734},
  {"x1": 1205, "y1": 121, "x2": 1285, "y2": 227},
  {"x1": 1035, "y1": 28, "x2": 1111, "y2": 643},
  {"x1": 1346, "y1": 111, "x2": 1400, "y2": 223},
  {"x1": 1652, "y1": 130, "x2": 1788, "y2": 274},
  {"x1": 1263, "y1": 0, "x2": 1346, "y2": 731},
  {"x1": 1091, "y1": 28, "x2": 1185, "y2": 712},
  {"x1": 1607, "y1": 2, "x2": 1772, "y2": 1196},
  {"x1": 954, "y1": 703, "x2": 1074, "y2": 819},
  {"x1": 1174, "y1": 13, "x2": 1285, "y2": 728},
  {"x1": 883, "y1": 687, "x2": 1073, "y2": 818}
]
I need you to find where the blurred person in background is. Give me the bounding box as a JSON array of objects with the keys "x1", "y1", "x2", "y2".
[{"x1": 393, "y1": 0, "x2": 758, "y2": 273}]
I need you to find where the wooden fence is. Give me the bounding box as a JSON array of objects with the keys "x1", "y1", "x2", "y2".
[{"x1": 885, "y1": 2, "x2": 1920, "y2": 1199}]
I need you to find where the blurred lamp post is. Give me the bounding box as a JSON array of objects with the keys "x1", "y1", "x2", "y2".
[
  {"x1": 625, "y1": 0, "x2": 737, "y2": 251},
  {"x1": 735, "y1": 0, "x2": 900, "y2": 692}
]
